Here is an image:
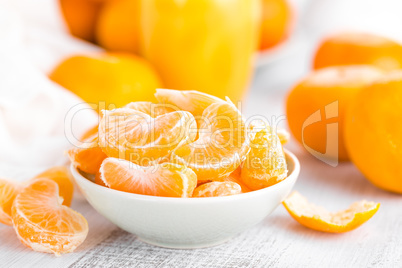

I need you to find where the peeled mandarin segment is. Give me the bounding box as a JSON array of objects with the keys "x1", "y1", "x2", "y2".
[
  {"x1": 68, "y1": 135, "x2": 107, "y2": 175},
  {"x1": 241, "y1": 124, "x2": 287, "y2": 190},
  {"x1": 99, "y1": 157, "x2": 197, "y2": 198},
  {"x1": 94, "y1": 172, "x2": 107, "y2": 187},
  {"x1": 0, "y1": 179, "x2": 22, "y2": 226},
  {"x1": 173, "y1": 102, "x2": 249, "y2": 181},
  {"x1": 99, "y1": 108, "x2": 197, "y2": 165},
  {"x1": 220, "y1": 166, "x2": 251, "y2": 193},
  {"x1": 283, "y1": 192, "x2": 380, "y2": 233},
  {"x1": 314, "y1": 32, "x2": 402, "y2": 71},
  {"x1": 12, "y1": 179, "x2": 88, "y2": 256},
  {"x1": 193, "y1": 181, "x2": 241, "y2": 198},
  {"x1": 33, "y1": 166, "x2": 75, "y2": 207},
  {"x1": 155, "y1": 89, "x2": 226, "y2": 116},
  {"x1": 277, "y1": 128, "x2": 290, "y2": 145},
  {"x1": 124, "y1": 101, "x2": 177, "y2": 118}
]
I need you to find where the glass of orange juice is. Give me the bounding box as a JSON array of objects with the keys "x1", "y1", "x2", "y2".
[{"x1": 138, "y1": 0, "x2": 261, "y2": 102}]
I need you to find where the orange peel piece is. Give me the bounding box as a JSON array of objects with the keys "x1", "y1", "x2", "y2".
[{"x1": 283, "y1": 191, "x2": 380, "y2": 233}]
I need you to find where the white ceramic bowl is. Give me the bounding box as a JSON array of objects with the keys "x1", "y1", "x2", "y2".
[{"x1": 71, "y1": 149, "x2": 300, "y2": 249}]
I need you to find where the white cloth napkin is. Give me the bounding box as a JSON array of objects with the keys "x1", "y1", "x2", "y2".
[{"x1": 0, "y1": 6, "x2": 98, "y2": 181}]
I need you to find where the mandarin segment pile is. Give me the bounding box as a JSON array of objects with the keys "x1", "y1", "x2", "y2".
[
  {"x1": 69, "y1": 89, "x2": 288, "y2": 198},
  {"x1": 0, "y1": 167, "x2": 88, "y2": 256}
]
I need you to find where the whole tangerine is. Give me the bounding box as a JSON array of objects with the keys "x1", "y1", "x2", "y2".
[
  {"x1": 49, "y1": 53, "x2": 163, "y2": 109},
  {"x1": 286, "y1": 65, "x2": 383, "y2": 162},
  {"x1": 314, "y1": 31, "x2": 402, "y2": 71},
  {"x1": 344, "y1": 71, "x2": 402, "y2": 193}
]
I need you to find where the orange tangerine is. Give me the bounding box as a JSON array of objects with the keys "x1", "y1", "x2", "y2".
[
  {"x1": 99, "y1": 157, "x2": 197, "y2": 197},
  {"x1": 59, "y1": 0, "x2": 102, "y2": 42},
  {"x1": 0, "y1": 179, "x2": 22, "y2": 226},
  {"x1": 283, "y1": 192, "x2": 380, "y2": 233},
  {"x1": 193, "y1": 181, "x2": 241, "y2": 198},
  {"x1": 68, "y1": 134, "x2": 107, "y2": 175},
  {"x1": 96, "y1": 0, "x2": 139, "y2": 53},
  {"x1": 220, "y1": 167, "x2": 250, "y2": 193},
  {"x1": 277, "y1": 128, "x2": 290, "y2": 145},
  {"x1": 0, "y1": 167, "x2": 75, "y2": 226},
  {"x1": 241, "y1": 123, "x2": 287, "y2": 190},
  {"x1": 124, "y1": 101, "x2": 176, "y2": 117},
  {"x1": 155, "y1": 89, "x2": 225, "y2": 116},
  {"x1": 98, "y1": 107, "x2": 196, "y2": 165},
  {"x1": 314, "y1": 31, "x2": 402, "y2": 71},
  {"x1": 259, "y1": 0, "x2": 293, "y2": 50},
  {"x1": 33, "y1": 166, "x2": 74, "y2": 207},
  {"x1": 49, "y1": 53, "x2": 163, "y2": 109},
  {"x1": 172, "y1": 101, "x2": 249, "y2": 181},
  {"x1": 12, "y1": 179, "x2": 88, "y2": 255},
  {"x1": 286, "y1": 66, "x2": 383, "y2": 161},
  {"x1": 344, "y1": 71, "x2": 402, "y2": 193},
  {"x1": 94, "y1": 172, "x2": 107, "y2": 187}
]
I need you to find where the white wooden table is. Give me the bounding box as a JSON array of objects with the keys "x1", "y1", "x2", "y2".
[{"x1": 1, "y1": 0, "x2": 401, "y2": 267}]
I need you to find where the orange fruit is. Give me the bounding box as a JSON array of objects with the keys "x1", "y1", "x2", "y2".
[
  {"x1": 99, "y1": 157, "x2": 197, "y2": 197},
  {"x1": 156, "y1": 90, "x2": 249, "y2": 181},
  {"x1": 283, "y1": 191, "x2": 380, "y2": 233},
  {"x1": 49, "y1": 53, "x2": 163, "y2": 109},
  {"x1": 314, "y1": 32, "x2": 402, "y2": 71},
  {"x1": 192, "y1": 181, "x2": 241, "y2": 198},
  {"x1": 0, "y1": 179, "x2": 22, "y2": 226},
  {"x1": 99, "y1": 107, "x2": 196, "y2": 165},
  {"x1": 220, "y1": 167, "x2": 250, "y2": 193},
  {"x1": 172, "y1": 101, "x2": 249, "y2": 181},
  {"x1": 241, "y1": 123, "x2": 287, "y2": 190},
  {"x1": 94, "y1": 172, "x2": 107, "y2": 187},
  {"x1": 124, "y1": 101, "x2": 176, "y2": 117},
  {"x1": 277, "y1": 128, "x2": 290, "y2": 145},
  {"x1": 0, "y1": 168, "x2": 74, "y2": 226},
  {"x1": 33, "y1": 167, "x2": 75, "y2": 207},
  {"x1": 12, "y1": 179, "x2": 88, "y2": 255},
  {"x1": 155, "y1": 89, "x2": 225, "y2": 116},
  {"x1": 96, "y1": 0, "x2": 139, "y2": 53},
  {"x1": 68, "y1": 134, "x2": 107, "y2": 175},
  {"x1": 344, "y1": 71, "x2": 402, "y2": 193},
  {"x1": 259, "y1": 0, "x2": 293, "y2": 50},
  {"x1": 59, "y1": 0, "x2": 103, "y2": 42},
  {"x1": 286, "y1": 66, "x2": 383, "y2": 161}
]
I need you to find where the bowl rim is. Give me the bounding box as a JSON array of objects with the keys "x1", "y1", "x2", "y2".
[{"x1": 71, "y1": 149, "x2": 300, "y2": 204}]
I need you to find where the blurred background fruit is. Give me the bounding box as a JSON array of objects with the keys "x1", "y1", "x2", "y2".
[
  {"x1": 137, "y1": 0, "x2": 261, "y2": 102},
  {"x1": 49, "y1": 53, "x2": 162, "y2": 109},
  {"x1": 59, "y1": 0, "x2": 103, "y2": 42},
  {"x1": 96, "y1": 0, "x2": 140, "y2": 53},
  {"x1": 259, "y1": 0, "x2": 293, "y2": 51},
  {"x1": 345, "y1": 71, "x2": 402, "y2": 194},
  {"x1": 286, "y1": 65, "x2": 383, "y2": 161},
  {"x1": 314, "y1": 32, "x2": 402, "y2": 71}
]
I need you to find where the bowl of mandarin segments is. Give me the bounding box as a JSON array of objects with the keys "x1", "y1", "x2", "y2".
[
  {"x1": 69, "y1": 89, "x2": 300, "y2": 248},
  {"x1": 71, "y1": 149, "x2": 299, "y2": 249}
]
